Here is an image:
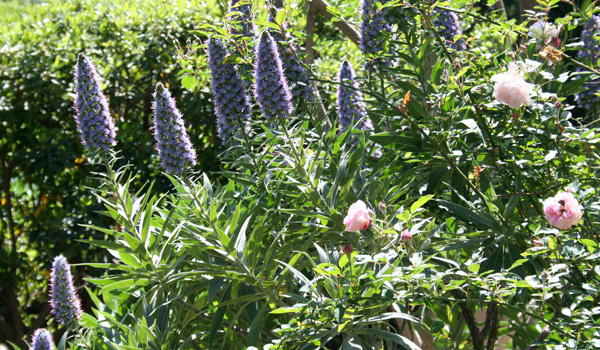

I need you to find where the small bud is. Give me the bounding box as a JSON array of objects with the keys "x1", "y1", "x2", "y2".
[
  {"x1": 494, "y1": 147, "x2": 500, "y2": 157},
  {"x1": 507, "y1": 52, "x2": 515, "y2": 60},
  {"x1": 401, "y1": 230, "x2": 412, "y2": 243},
  {"x1": 555, "y1": 101, "x2": 562, "y2": 109},
  {"x1": 378, "y1": 201, "x2": 387, "y2": 213},
  {"x1": 512, "y1": 112, "x2": 519, "y2": 121},
  {"x1": 453, "y1": 57, "x2": 461, "y2": 69},
  {"x1": 342, "y1": 244, "x2": 353, "y2": 255}
]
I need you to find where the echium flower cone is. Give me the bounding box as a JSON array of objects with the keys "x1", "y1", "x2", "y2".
[
  {"x1": 73, "y1": 53, "x2": 117, "y2": 150},
  {"x1": 207, "y1": 37, "x2": 252, "y2": 142},
  {"x1": 431, "y1": 1, "x2": 466, "y2": 51},
  {"x1": 50, "y1": 255, "x2": 82, "y2": 326},
  {"x1": 228, "y1": 0, "x2": 254, "y2": 37},
  {"x1": 361, "y1": 0, "x2": 395, "y2": 68},
  {"x1": 574, "y1": 15, "x2": 600, "y2": 111},
  {"x1": 337, "y1": 60, "x2": 373, "y2": 131},
  {"x1": 254, "y1": 31, "x2": 293, "y2": 120},
  {"x1": 30, "y1": 329, "x2": 55, "y2": 350},
  {"x1": 152, "y1": 83, "x2": 197, "y2": 175},
  {"x1": 267, "y1": 12, "x2": 316, "y2": 103}
]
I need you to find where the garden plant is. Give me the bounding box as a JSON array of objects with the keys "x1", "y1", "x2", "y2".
[{"x1": 5, "y1": 0, "x2": 600, "y2": 349}]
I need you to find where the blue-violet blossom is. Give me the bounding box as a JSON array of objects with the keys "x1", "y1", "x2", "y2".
[
  {"x1": 207, "y1": 37, "x2": 252, "y2": 142},
  {"x1": 74, "y1": 53, "x2": 117, "y2": 150},
  {"x1": 152, "y1": 83, "x2": 197, "y2": 175},
  {"x1": 254, "y1": 31, "x2": 293, "y2": 120},
  {"x1": 431, "y1": 2, "x2": 466, "y2": 51},
  {"x1": 337, "y1": 60, "x2": 374, "y2": 131},
  {"x1": 267, "y1": 12, "x2": 316, "y2": 103},
  {"x1": 50, "y1": 255, "x2": 82, "y2": 326},
  {"x1": 228, "y1": 0, "x2": 255, "y2": 37},
  {"x1": 30, "y1": 329, "x2": 55, "y2": 350},
  {"x1": 575, "y1": 15, "x2": 600, "y2": 111},
  {"x1": 361, "y1": 0, "x2": 395, "y2": 67}
]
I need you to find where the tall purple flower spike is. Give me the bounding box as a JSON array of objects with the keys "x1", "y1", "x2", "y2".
[
  {"x1": 431, "y1": 1, "x2": 466, "y2": 51},
  {"x1": 229, "y1": 0, "x2": 255, "y2": 37},
  {"x1": 361, "y1": 0, "x2": 395, "y2": 68},
  {"x1": 152, "y1": 83, "x2": 197, "y2": 175},
  {"x1": 30, "y1": 329, "x2": 55, "y2": 350},
  {"x1": 207, "y1": 37, "x2": 252, "y2": 142},
  {"x1": 73, "y1": 53, "x2": 117, "y2": 150},
  {"x1": 574, "y1": 15, "x2": 600, "y2": 112},
  {"x1": 337, "y1": 60, "x2": 374, "y2": 131},
  {"x1": 254, "y1": 31, "x2": 293, "y2": 120},
  {"x1": 50, "y1": 255, "x2": 82, "y2": 326},
  {"x1": 267, "y1": 12, "x2": 316, "y2": 103}
]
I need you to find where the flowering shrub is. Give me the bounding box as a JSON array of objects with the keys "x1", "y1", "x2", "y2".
[{"x1": 17, "y1": 1, "x2": 600, "y2": 350}]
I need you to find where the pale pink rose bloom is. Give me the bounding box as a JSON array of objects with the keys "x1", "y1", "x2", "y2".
[
  {"x1": 343, "y1": 200, "x2": 372, "y2": 232},
  {"x1": 528, "y1": 20, "x2": 561, "y2": 46},
  {"x1": 401, "y1": 230, "x2": 412, "y2": 242},
  {"x1": 491, "y1": 63, "x2": 534, "y2": 109},
  {"x1": 543, "y1": 192, "x2": 583, "y2": 230}
]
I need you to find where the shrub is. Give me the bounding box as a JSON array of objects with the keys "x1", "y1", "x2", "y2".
[{"x1": 0, "y1": 0, "x2": 219, "y2": 346}]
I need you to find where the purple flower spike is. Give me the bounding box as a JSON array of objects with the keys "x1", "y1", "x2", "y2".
[
  {"x1": 30, "y1": 329, "x2": 55, "y2": 350},
  {"x1": 574, "y1": 15, "x2": 600, "y2": 112},
  {"x1": 207, "y1": 37, "x2": 252, "y2": 142},
  {"x1": 337, "y1": 60, "x2": 373, "y2": 131},
  {"x1": 267, "y1": 12, "x2": 316, "y2": 103},
  {"x1": 74, "y1": 53, "x2": 117, "y2": 150},
  {"x1": 431, "y1": 2, "x2": 466, "y2": 51},
  {"x1": 229, "y1": 0, "x2": 255, "y2": 37},
  {"x1": 152, "y1": 83, "x2": 197, "y2": 175},
  {"x1": 361, "y1": 0, "x2": 395, "y2": 68},
  {"x1": 50, "y1": 255, "x2": 82, "y2": 326},
  {"x1": 254, "y1": 31, "x2": 293, "y2": 120}
]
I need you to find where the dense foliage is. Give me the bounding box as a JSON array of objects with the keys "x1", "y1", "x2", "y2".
[
  {"x1": 4, "y1": 0, "x2": 600, "y2": 349},
  {"x1": 0, "y1": 0, "x2": 220, "y2": 346}
]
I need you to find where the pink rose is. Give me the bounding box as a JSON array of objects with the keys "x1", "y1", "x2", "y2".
[
  {"x1": 491, "y1": 62, "x2": 534, "y2": 109},
  {"x1": 401, "y1": 230, "x2": 412, "y2": 243},
  {"x1": 343, "y1": 200, "x2": 372, "y2": 232},
  {"x1": 543, "y1": 191, "x2": 583, "y2": 230}
]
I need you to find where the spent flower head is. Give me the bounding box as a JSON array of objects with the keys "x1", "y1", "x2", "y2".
[
  {"x1": 50, "y1": 255, "x2": 82, "y2": 326},
  {"x1": 73, "y1": 53, "x2": 117, "y2": 151},
  {"x1": 254, "y1": 31, "x2": 293, "y2": 120},
  {"x1": 207, "y1": 37, "x2": 252, "y2": 142},
  {"x1": 152, "y1": 83, "x2": 197, "y2": 175}
]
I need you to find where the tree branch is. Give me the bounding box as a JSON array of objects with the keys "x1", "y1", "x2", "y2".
[
  {"x1": 312, "y1": 0, "x2": 360, "y2": 47},
  {"x1": 305, "y1": 0, "x2": 316, "y2": 65},
  {"x1": 451, "y1": 290, "x2": 484, "y2": 350}
]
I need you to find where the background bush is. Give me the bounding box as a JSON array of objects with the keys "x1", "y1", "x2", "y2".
[{"x1": 0, "y1": 0, "x2": 222, "y2": 346}]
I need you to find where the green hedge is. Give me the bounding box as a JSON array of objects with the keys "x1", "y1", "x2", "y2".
[{"x1": 0, "y1": 0, "x2": 221, "y2": 345}]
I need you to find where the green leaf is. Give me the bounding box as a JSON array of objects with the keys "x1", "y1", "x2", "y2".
[
  {"x1": 358, "y1": 329, "x2": 421, "y2": 350},
  {"x1": 248, "y1": 302, "x2": 269, "y2": 346},
  {"x1": 275, "y1": 9, "x2": 287, "y2": 26},
  {"x1": 182, "y1": 75, "x2": 197, "y2": 90},
  {"x1": 437, "y1": 200, "x2": 502, "y2": 231},
  {"x1": 411, "y1": 194, "x2": 434, "y2": 213}
]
